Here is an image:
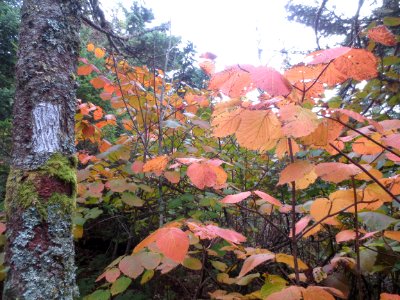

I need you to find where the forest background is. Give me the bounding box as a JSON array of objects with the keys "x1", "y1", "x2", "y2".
[{"x1": 0, "y1": 0, "x2": 399, "y2": 299}]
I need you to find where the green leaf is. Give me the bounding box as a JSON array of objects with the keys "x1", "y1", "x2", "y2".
[
  {"x1": 85, "y1": 289, "x2": 111, "y2": 300},
  {"x1": 86, "y1": 207, "x2": 103, "y2": 219},
  {"x1": 111, "y1": 276, "x2": 132, "y2": 296},
  {"x1": 383, "y1": 17, "x2": 400, "y2": 26},
  {"x1": 162, "y1": 119, "x2": 182, "y2": 129},
  {"x1": 382, "y1": 56, "x2": 400, "y2": 66},
  {"x1": 182, "y1": 257, "x2": 202, "y2": 270},
  {"x1": 359, "y1": 212, "x2": 398, "y2": 231},
  {"x1": 235, "y1": 273, "x2": 260, "y2": 285},
  {"x1": 211, "y1": 260, "x2": 228, "y2": 272},
  {"x1": 260, "y1": 282, "x2": 286, "y2": 298},
  {"x1": 360, "y1": 247, "x2": 378, "y2": 273},
  {"x1": 121, "y1": 192, "x2": 144, "y2": 207}
]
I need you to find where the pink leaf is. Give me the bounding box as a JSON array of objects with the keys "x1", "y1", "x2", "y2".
[
  {"x1": 254, "y1": 190, "x2": 282, "y2": 207},
  {"x1": 220, "y1": 191, "x2": 252, "y2": 204},
  {"x1": 336, "y1": 230, "x2": 357, "y2": 243},
  {"x1": 238, "y1": 253, "x2": 275, "y2": 277}
]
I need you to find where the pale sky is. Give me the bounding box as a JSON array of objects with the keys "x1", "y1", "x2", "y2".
[{"x1": 101, "y1": 0, "x2": 377, "y2": 70}]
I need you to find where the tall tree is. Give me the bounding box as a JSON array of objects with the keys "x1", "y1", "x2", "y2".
[{"x1": 3, "y1": 0, "x2": 81, "y2": 298}]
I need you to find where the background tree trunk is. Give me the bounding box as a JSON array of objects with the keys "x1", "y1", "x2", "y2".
[{"x1": 3, "y1": 0, "x2": 81, "y2": 298}]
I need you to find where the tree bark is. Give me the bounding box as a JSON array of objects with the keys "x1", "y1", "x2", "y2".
[{"x1": 4, "y1": 0, "x2": 81, "y2": 299}]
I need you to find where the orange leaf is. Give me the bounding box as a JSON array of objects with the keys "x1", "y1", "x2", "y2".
[
  {"x1": 384, "y1": 231, "x2": 400, "y2": 242},
  {"x1": 302, "y1": 286, "x2": 335, "y2": 300},
  {"x1": 220, "y1": 191, "x2": 252, "y2": 204},
  {"x1": 164, "y1": 171, "x2": 180, "y2": 184},
  {"x1": 208, "y1": 65, "x2": 254, "y2": 97},
  {"x1": 336, "y1": 230, "x2": 356, "y2": 243},
  {"x1": 235, "y1": 109, "x2": 282, "y2": 151},
  {"x1": 199, "y1": 61, "x2": 215, "y2": 75},
  {"x1": 381, "y1": 293, "x2": 400, "y2": 300},
  {"x1": 99, "y1": 139, "x2": 112, "y2": 153},
  {"x1": 332, "y1": 48, "x2": 378, "y2": 81},
  {"x1": 254, "y1": 190, "x2": 282, "y2": 206},
  {"x1": 368, "y1": 25, "x2": 397, "y2": 46},
  {"x1": 352, "y1": 137, "x2": 383, "y2": 155},
  {"x1": 276, "y1": 138, "x2": 300, "y2": 159},
  {"x1": 238, "y1": 253, "x2": 275, "y2": 277},
  {"x1": 143, "y1": 156, "x2": 169, "y2": 175},
  {"x1": 209, "y1": 164, "x2": 228, "y2": 187},
  {"x1": 277, "y1": 161, "x2": 316, "y2": 188},
  {"x1": 87, "y1": 43, "x2": 95, "y2": 52},
  {"x1": 267, "y1": 286, "x2": 304, "y2": 300},
  {"x1": 280, "y1": 104, "x2": 319, "y2": 138},
  {"x1": 95, "y1": 47, "x2": 106, "y2": 58},
  {"x1": 77, "y1": 64, "x2": 94, "y2": 76}
]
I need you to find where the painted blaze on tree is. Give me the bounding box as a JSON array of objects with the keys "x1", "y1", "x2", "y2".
[{"x1": 3, "y1": 0, "x2": 80, "y2": 299}]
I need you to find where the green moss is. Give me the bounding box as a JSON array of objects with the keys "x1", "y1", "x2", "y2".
[
  {"x1": 39, "y1": 153, "x2": 77, "y2": 197},
  {"x1": 5, "y1": 153, "x2": 77, "y2": 220}
]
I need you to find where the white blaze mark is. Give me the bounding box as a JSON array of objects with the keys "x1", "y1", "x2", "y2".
[{"x1": 32, "y1": 102, "x2": 61, "y2": 153}]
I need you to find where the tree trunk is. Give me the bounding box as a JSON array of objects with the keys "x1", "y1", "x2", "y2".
[{"x1": 3, "y1": 0, "x2": 81, "y2": 298}]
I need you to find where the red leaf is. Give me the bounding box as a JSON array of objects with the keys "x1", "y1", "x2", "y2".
[
  {"x1": 254, "y1": 190, "x2": 282, "y2": 207},
  {"x1": 0, "y1": 222, "x2": 6, "y2": 234},
  {"x1": 77, "y1": 64, "x2": 94, "y2": 76},
  {"x1": 246, "y1": 65, "x2": 292, "y2": 96},
  {"x1": 131, "y1": 161, "x2": 144, "y2": 174},
  {"x1": 368, "y1": 25, "x2": 397, "y2": 46},
  {"x1": 187, "y1": 162, "x2": 216, "y2": 189},
  {"x1": 155, "y1": 228, "x2": 189, "y2": 263},
  {"x1": 220, "y1": 191, "x2": 251, "y2": 204},
  {"x1": 200, "y1": 52, "x2": 217, "y2": 60},
  {"x1": 305, "y1": 47, "x2": 351, "y2": 65}
]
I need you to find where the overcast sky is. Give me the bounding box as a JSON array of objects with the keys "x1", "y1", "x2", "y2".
[{"x1": 100, "y1": 0, "x2": 376, "y2": 70}]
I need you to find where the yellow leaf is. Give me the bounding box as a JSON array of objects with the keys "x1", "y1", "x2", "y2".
[
  {"x1": 275, "y1": 253, "x2": 308, "y2": 271},
  {"x1": 211, "y1": 108, "x2": 243, "y2": 138}
]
